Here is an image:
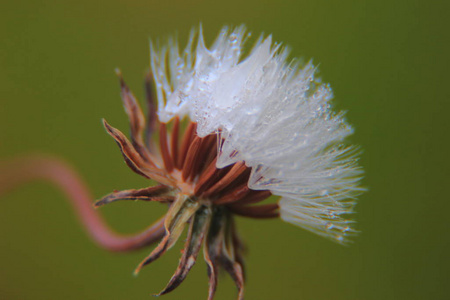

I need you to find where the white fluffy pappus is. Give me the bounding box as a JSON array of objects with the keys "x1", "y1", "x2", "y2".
[{"x1": 150, "y1": 25, "x2": 365, "y2": 243}]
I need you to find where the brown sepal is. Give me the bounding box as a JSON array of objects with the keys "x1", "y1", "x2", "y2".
[
  {"x1": 94, "y1": 185, "x2": 172, "y2": 208},
  {"x1": 116, "y1": 70, "x2": 145, "y2": 145},
  {"x1": 144, "y1": 72, "x2": 158, "y2": 149},
  {"x1": 228, "y1": 203, "x2": 279, "y2": 219},
  {"x1": 203, "y1": 208, "x2": 227, "y2": 300},
  {"x1": 157, "y1": 206, "x2": 212, "y2": 296},
  {"x1": 219, "y1": 256, "x2": 244, "y2": 300},
  {"x1": 221, "y1": 214, "x2": 244, "y2": 299},
  {"x1": 231, "y1": 217, "x2": 247, "y2": 281},
  {"x1": 116, "y1": 70, "x2": 156, "y2": 165},
  {"x1": 103, "y1": 119, "x2": 171, "y2": 185},
  {"x1": 134, "y1": 194, "x2": 199, "y2": 275}
]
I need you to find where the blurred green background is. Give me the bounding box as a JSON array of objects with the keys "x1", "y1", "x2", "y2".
[{"x1": 1, "y1": 0, "x2": 448, "y2": 299}]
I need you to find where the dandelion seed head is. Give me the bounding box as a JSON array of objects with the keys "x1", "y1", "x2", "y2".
[
  {"x1": 151, "y1": 25, "x2": 364, "y2": 243},
  {"x1": 0, "y1": 25, "x2": 366, "y2": 300}
]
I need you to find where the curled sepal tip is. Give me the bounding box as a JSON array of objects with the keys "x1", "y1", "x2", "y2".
[
  {"x1": 156, "y1": 205, "x2": 212, "y2": 296},
  {"x1": 134, "y1": 194, "x2": 200, "y2": 275},
  {"x1": 94, "y1": 185, "x2": 172, "y2": 208},
  {"x1": 204, "y1": 207, "x2": 227, "y2": 300}
]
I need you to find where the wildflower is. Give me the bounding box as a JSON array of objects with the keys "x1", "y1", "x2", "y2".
[
  {"x1": 0, "y1": 25, "x2": 363, "y2": 300},
  {"x1": 93, "y1": 25, "x2": 364, "y2": 298}
]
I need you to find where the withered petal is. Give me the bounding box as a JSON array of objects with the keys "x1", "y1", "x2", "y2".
[
  {"x1": 170, "y1": 116, "x2": 180, "y2": 169},
  {"x1": 232, "y1": 190, "x2": 272, "y2": 206},
  {"x1": 182, "y1": 136, "x2": 202, "y2": 181},
  {"x1": 213, "y1": 184, "x2": 250, "y2": 205},
  {"x1": 194, "y1": 157, "x2": 219, "y2": 196},
  {"x1": 202, "y1": 162, "x2": 248, "y2": 197},
  {"x1": 159, "y1": 122, "x2": 174, "y2": 173},
  {"x1": 178, "y1": 122, "x2": 197, "y2": 169},
  {"x1": 190, "y1": 135, "x2": 216, "y2": 182}
]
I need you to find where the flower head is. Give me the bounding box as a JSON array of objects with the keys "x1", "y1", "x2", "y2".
[{"x1": 97, "y1": 25, "x2": 363, "y2": 299}]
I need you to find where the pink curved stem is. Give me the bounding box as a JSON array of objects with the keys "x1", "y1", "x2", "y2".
[{"x1": 0, "y1": 155, "x2": 165, "y2": 252}]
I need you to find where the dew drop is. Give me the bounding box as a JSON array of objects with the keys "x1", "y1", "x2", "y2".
[
  {"x1": 327, "y1": 210, "x2": 337, "y2": 219},
  {"x1": 319, "y1": 189, "x2": 328, "y2": 196},
  {"x1": 229, "y1": 33, "x2": 238, "y2": 44}
]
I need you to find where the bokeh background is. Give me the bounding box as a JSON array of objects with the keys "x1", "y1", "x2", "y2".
[{"x1": 1, "y1": 0, "x2": 448, "y2": 299}]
